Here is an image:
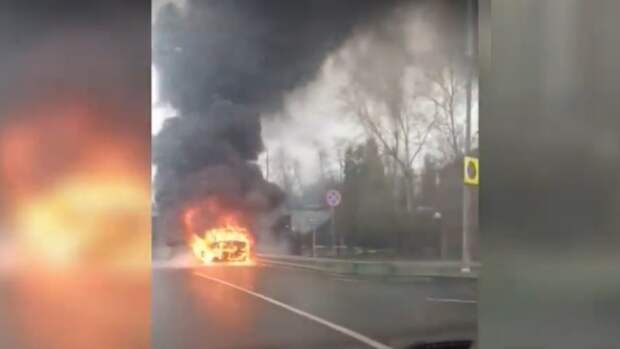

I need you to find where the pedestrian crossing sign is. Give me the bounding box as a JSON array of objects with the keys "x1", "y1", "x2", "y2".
[{"x1": 464, "y1": 156, "x2": 479, "y2": 185}]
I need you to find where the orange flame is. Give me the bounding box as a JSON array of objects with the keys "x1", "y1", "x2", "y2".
[
  {"x1": 191, "y1": 217, "x2": 254, "y2": 266},
  {"x1": 0, "y1": 102, "x2": 150, "y2": 271}
]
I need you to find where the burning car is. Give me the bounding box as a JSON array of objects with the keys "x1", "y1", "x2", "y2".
[{"x1": 191, "y1": 222, "x2": 253, "y2": 264}]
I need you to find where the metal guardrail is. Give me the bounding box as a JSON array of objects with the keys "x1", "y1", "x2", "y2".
[{"x1": 256, "y1": 254, "x2": 480, "y2": 278}]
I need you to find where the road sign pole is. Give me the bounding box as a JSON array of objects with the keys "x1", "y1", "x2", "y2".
[
  {"x1": 330, "y1": 206, "x2": 337, "y2": 256},
  {"x1": 325, "y1": 189, "x2": 341, "y2": 257},
  {"x1": 462, "y1": 187, "x2": 471, "y2": 272},
  {"x1": 461, "y1": 0, "x2": 474, "y2": 273}
]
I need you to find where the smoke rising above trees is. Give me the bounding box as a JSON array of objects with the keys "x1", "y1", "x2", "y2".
[{"x1": 152, "y1": 0, "x2": 406, "y2": 243}]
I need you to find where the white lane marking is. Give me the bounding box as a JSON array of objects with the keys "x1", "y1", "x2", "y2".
[
  {"x1": 332, "y1": 277, "x2": 363, "y2": 283},
  {"x1": 193, "y1": 271, "x2": 393, "y2": 349},
  {"x1": 426, "y1": 297, "x2": 477, "y2": 304}
]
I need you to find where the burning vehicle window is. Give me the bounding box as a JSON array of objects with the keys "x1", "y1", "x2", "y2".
[{"x1": 152, "y1": 1, "x2": 478, "y2": 348}]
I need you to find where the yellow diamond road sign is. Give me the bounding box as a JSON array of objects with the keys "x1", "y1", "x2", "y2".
[{"x1": 464, "y1": 156, "x2": 479, "y2": 185}]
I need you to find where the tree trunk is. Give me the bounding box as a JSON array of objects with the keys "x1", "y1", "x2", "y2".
[{"x1": 402, "y1": 169, "x2": 415, "y2": 212}]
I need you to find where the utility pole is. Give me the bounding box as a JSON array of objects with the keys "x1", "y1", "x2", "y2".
[
  {"x1": 307, "y1": 217, "x2": 317, "y2": 257},
  {"x1": 461, "y1": 0, "x2": 474, "y2": 272},
  {"x1": 312, "y1": 227, "x2": 317, "y2": 257}
]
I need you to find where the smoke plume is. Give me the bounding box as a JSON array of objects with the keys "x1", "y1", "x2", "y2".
[{"x1": 152, "y1": 0, "x2": 407, "y2": 244}]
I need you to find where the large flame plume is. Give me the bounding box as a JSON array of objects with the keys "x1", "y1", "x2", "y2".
[
  {"x1": 183, "y1": 200, "x2": 255, "y2": 266},
  {"x1": 191, "y1": 220, "x2": 253, "y2": 265}
]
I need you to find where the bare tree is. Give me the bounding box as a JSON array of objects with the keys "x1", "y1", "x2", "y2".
[
  {"x1": 333, "y1": 138, "x2": 352, "y2": 183},
  {"x1": 272, "y1": 146, "x2": 301, "y2": 203},
  {"x1": 340, "y1": 81, "x2": 437, "y2": 212},
  {"x1": 291, "y1": 160, "x2": 303, "y2": 195},
  {"x1": 313, "y1": 140, "x2": 342, "y2": 187},
  {"x1": 316, "y1": 143, "x2": 328, "y2": 185},
  {"x1": 334, "y1": 10, "x2": 472, "y2": 211},
  {"x1": 421, "y1": 59, "x2": 468, "y2": 162}
]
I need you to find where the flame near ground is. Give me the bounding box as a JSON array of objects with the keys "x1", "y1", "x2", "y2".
[
  {"x1": 191, "y1": 221, "x2": 254, "y2": 266},
  {"x1": 184, "y1": 205, "x2": 256, "y2": 266}
]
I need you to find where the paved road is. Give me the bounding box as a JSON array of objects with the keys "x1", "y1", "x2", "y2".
[{"x1": 153, "y1": 263, "x2": 476, "y2": 349}]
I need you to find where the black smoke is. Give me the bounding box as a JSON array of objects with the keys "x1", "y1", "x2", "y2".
[
  {"x1": 152, "y1": 0, "x2": 405, "y2": 244},
  {"x1": 153, "y1": 100, "x2": 283, "y2": 215}
]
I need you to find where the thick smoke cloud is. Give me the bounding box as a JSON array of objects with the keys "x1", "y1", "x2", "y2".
[
  {"x1": 154, "y1": 0, "x2": 404, "y2": 114},
  {"x1": 153, "y1": 100, "x2": 283, "y2": 214},
  {"x1": 152, "y1": 0, "x2": 405, "y2": 243}
]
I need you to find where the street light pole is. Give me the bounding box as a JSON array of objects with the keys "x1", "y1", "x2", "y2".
[
  {"x1": 461, "y1": 0, "x2": 474, "y2": 272},
  {"x1": 330, "y1": 206, "x2": 337, "y2": 256},
  {"x1": 312, "y1": 227, "x2": 316, "y2": 257}
]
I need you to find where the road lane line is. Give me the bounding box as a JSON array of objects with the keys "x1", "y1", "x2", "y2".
[
  {"x1": 193, "y1": 271, "x2": 393, "y2": 349},
  {"x1": 332, "y1": 277, "x2": 363, "y2": 283},
  {"x1": 426, "y1": 297, "x2": 477, "y2": 304}
]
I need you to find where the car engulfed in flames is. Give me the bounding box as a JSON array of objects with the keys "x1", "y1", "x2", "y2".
[{"x1": 191, "y1": 221, "x2": 253, "y2": 265}]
